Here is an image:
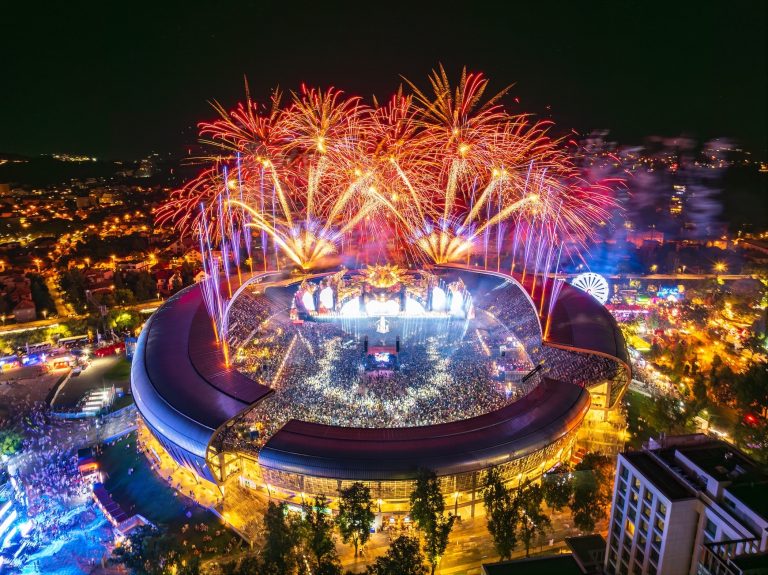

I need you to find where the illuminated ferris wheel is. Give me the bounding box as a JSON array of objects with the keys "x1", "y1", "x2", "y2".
[{"x1": 571, "y1": 272, "x2": 610, "y2": 305}]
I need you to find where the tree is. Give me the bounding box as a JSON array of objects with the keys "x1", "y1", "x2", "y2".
[
  {"x1": 482, "y1": 466, "x2": 519, "y2": 560},
  {"x1": 126, "y1": 271, "x2": 157, "y2": 301},
  {"x1": 113, "y1": 288, "x2": 136, "y2": 306},
  {"x1": 366, "y1": 536, "x2": 427, "y2": 575},
  {"x1": 301, "y1": 495, "x2": 342, "y2": 575},
  {"x1": 111, "y1": 525, "x2": 189, "y2": 575},
  {"x1": 516, "y1": 481, "x2": 551, "y2": 558},
  {"x1": 181, "y1": 261, "x2": 197, "y2": 287},
  {"x1": 541, "y1": 465, "x2": 573, "y2": 512},
  {"x1": 59, "y1": 268, "x2": 87, "y2": 308},
  {"x1": 261, "y1": 501, "x2": 299, "y2": 574},
  {"x1": 28, "y1": 273, "x2": 56, "y2": 318},
  {"x1": 570, "y1": 453, "x2": 612, "y2": 533},
  {"x1": 733, "y1": 364, "x2": 768, "y2": 412},
  {"x1": 336, "y1": 482, "x2": 375, "y2": 557},
  {"x1": 0, "y1": 430, "x2": 23, "y2": 455},
  {"x1": 409, "y1": 469, "x2": 456, "y2": 575}
]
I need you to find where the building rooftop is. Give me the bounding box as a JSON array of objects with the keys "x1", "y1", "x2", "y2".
[
  {"x1": 729, "y1": 551, "x2": 768, "y2": 572},
  {"x1": 483, "y1": 555, "x2": 584, "y2": 575},
  {"x1": 677, "y1": 444, "x2": 764, "y2": 484},
  {"x1": 725, "y1": 483, "x2": 768, "y2": 524},
  {"x1": 623, "y1": 451, "x2": 695, "y2": 501},
  {"x1": 565, "y1": 534, "x2": 606, "y2": 572}
]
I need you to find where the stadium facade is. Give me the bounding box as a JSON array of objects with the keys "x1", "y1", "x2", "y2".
[{"x1": 131, "y1": 266, "x2": 630, "y2": 517}]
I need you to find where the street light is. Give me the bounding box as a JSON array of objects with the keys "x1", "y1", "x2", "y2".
[
  {"x1": 714, "y1": 262, "x2": 727, "y2": 274},
  {"x1": 33, "y1": 258, "x2": 42, "y2": 272}
]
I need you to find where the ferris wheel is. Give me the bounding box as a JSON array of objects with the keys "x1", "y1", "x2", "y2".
[{"x1": 571, "y1": 272, "x2": 610, "y2": 304}]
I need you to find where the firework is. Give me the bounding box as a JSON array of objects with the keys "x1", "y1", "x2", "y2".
[{"x1": 157, "y1": 67, "x2": 619, "y2": 273}]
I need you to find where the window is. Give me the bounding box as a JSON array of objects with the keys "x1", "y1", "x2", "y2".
[
  {"x1": 617, "y1": 495, "x2": 625, "y2": 510},
  {"x1": 654, "y1": 517, "x2": 665, "y2": 533},
  {"x1": 704, "y1": 518, "x2": 717, "y2": 540},
  {"x1": 657, "y1": 502, "x2": 667, "y2": 517},
  {"x1": 650, "y1": 546, "x2": 659, "y2": 564},
  {"x1": 640, "y1": 518, "x2": 649, "y2": 534},
  {"x1": 644, "y1": 489, "x2": 653, "y2": 503},
  {"x1": 620, "y1": 465, "x2": 629, "y2": 480},
  {"x1": 652, "y1": 533, "x2": 662, "y2": 550},
  {"x1": 642, "y1": 504, "x2": 651, "y2": 518},
  {"x1": 638, "y1": 534, "x2": 647, "y2": 550},
  {"x1": 630, "y1": 491, "x2": 639, "y2": 507},
  {"x1": 625, "y1": 519, "x2": 636, "y2": 537},
  {"x1": 633, "y1": 477, "x2": 641, "y2": 489},
  {"x1": 619, "y1": 479, "x2": 627, "y2": 494}
]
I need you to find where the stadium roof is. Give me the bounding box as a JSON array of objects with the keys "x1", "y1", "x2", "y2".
[
  {"x1": 258, "y1": 377, "x2": 590, "y2": 481},
  {"x1": 438, "y1": 265, "x2": 630, "y2": 365},
  {"x1": 131, "y1": 281, "x2": 273, "y2": 462}
]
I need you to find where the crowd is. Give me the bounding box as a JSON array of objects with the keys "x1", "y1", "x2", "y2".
[
  {"x1": 481, "y1": 281, "x2": 544, "y2": 356},
  {"x1": 222, "y1": 307, "x2": 514, "y2": 452},
  {"x1": 11, "y1": 401, "x2": 92, "y2": 543}
]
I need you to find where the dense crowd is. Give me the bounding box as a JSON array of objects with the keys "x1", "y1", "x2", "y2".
[
  {"x1": 223, "y1": 309, "x2": 516, "y2": 451},
  {"x1": 14, "y1": 401, "x2": 91, "y2": 541},
  {"x1": 482, "y1": 282, "x2": 543, "y2": 355}
]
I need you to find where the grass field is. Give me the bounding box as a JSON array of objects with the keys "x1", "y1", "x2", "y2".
[
  {"x1": 104, "y1": 357, "x2": 132, "y2": 382},
  {"x1": 100, "y1": 433, "x2": 240, "y2": 555}
]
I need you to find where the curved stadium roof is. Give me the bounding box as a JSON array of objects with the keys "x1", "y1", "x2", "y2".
[{"x1": 131, "y1": 267, "x2": 627, "y2": 482}]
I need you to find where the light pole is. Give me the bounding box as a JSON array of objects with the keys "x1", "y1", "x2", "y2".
[
  {"x1": 714, "y1": 262, "x2": 727, "y2": 278},
  {"x1": 453, "y1": 491, "x2": 459, "y2": 516}
]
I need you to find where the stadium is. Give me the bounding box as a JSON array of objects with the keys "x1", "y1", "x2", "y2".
[
  {"x1": 135, "y1": 70, "x2": 630, "y2": 527},
  {"x1": 131, "y1": 264, "x2": 630, "y2": 522}
]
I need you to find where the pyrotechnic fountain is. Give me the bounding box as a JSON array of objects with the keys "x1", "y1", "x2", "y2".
[{"x1": 157, "y1": 67, "x2": 620, "y2": 360}]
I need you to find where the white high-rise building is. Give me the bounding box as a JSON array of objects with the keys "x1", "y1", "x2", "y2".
[{"x1": 605, "y1": 435, "x2": 768, "y2": 575}]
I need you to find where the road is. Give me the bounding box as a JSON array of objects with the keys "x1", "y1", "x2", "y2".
[
  {"x1": 44, "y1": 272, "x2": 74, "y2": 317},
  {"x1": 0, "y1": 298, "x2": 163, "y2": 334}
]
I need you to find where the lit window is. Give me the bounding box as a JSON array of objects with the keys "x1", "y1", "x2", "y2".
[{"x1": 644, "y1": 489, "x2": 653, "y2": 503}]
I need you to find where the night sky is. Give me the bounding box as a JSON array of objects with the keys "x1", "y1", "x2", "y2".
[{"x1": 2, "y1": 0, "x2": 766, "y2": 159}]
